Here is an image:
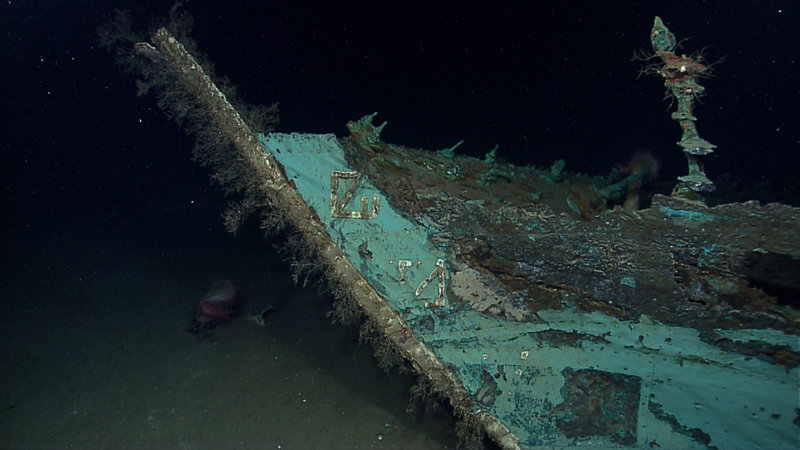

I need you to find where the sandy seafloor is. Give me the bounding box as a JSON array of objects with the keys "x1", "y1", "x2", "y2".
[{"x1": 0, "y1": 218, "x2": 462, "y2": 449}]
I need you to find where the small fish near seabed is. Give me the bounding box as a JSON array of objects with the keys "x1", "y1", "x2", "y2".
[{"x1": 188, "y1": 279, "x2": 241, "y2": 339}]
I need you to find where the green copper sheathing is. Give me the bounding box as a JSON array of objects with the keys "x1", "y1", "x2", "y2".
[
  {"x1": 258, "y1": 132, "x2": 448, "y2": 309},
  {"x1": 258, "y1": 132, "x2": 798, "y2": 448},
  {"x1": 648, "y1": 17, "x2": 716, "y2": 201},
  {"x1": 424, "y1": 310, "x2": 798, "y2": 448}
]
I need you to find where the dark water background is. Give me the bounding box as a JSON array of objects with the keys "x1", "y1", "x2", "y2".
[{"x1": 2, "y1": 0, "x2": 798, "y2": 447}]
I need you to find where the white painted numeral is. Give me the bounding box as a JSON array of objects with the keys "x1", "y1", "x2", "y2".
[
  {"x1": 397, "y1": 260, "x2": 412, "y2": 282},
  {"x1": 330, "y1": 170, "x2": 379, "y2": 219},
  {"x1": 415, "y1": 259, "x2": 447, "y2": 307}
]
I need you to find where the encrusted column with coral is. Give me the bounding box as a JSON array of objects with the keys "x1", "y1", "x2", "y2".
[{"x1": 647, "y1": 16, "x2": 716, "y2": 202}]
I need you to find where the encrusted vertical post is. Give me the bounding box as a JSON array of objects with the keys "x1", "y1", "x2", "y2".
[{"x1": 648, "y1": 17, "x2": 716, "y2": 202}]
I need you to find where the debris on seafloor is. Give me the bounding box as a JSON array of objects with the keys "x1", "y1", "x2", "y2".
[
  {"x1": 245, "y1": 306, "x2": 278, "y2": 328},
  {"x1": 107, "y1": 13, "x2": 799, "y2": 449}
]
